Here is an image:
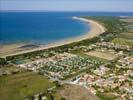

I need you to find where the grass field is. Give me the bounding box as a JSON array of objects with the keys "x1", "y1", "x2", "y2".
[
  {"x1": 0, "y1": 71, "x2": 55, "y2": 100},
  {"x1": 117, "y1": 32, "x2": 133, "y2": 40},
  {"x1": 85, "y1": 51, "x2": 117, "y2": 61},
  {"x1": 112, "y1": 37, "x2": 133, "y2": 46},
  {"x1": 70, "y1": 50, "x2": 108, "y2": 63}
]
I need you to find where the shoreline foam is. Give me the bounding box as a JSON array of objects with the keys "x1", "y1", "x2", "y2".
[{"x1": 0, "y1": 17, "x2": 106, "y2": 57}]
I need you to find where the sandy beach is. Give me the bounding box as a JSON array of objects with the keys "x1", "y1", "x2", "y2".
[{"x1": 0, "y1": 17, "x2": 106, "y2": 57}]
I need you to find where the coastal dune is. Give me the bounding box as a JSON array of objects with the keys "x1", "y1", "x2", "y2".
[{"x1": 0, "y1": 17, "x2": 106, "y2": 57}]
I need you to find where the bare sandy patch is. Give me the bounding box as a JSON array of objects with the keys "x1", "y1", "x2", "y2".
[{"x1": 58, "y1": 84, "x2": 99, "y2": 100}]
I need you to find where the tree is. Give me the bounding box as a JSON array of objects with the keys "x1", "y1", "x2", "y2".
[
  {"x1": 54, "y1": 81, "x2": 61, "y2": 87},
  {"x1": 61, "y1": 97, "x2": 66, "y2": 100},
  {"x1": 0, "y1": 58, "x2": 7, "y2": 66}
]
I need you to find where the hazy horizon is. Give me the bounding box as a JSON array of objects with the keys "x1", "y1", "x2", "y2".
[{"x1": 1, "y1": 0, "x2": 133, "y2": 12}]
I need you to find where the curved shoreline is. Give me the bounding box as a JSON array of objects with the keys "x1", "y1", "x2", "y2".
[{"x1": 0, "y1": 17, "x2": 106, "y2": 57}]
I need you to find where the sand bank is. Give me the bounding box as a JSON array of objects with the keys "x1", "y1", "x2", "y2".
[{"x1": 0, "y1": 17, "x2": 106, "y2": 57}]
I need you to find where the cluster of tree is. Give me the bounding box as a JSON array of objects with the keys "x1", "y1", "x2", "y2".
[{"x1": 0, "y1": 58, "x2": 7, "y2": 66}]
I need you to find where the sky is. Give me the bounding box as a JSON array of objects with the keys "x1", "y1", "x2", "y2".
[{"x1": 0, "y1": 0, "x2": 133, "y2": 12}]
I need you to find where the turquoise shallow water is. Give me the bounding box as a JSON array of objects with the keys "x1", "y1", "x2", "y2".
[{"x1": 0, "y1": 12, "x2": 133, "y2": 45}]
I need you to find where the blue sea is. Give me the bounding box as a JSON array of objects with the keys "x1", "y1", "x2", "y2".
[{"x1": 0, "y1": 12, "x2": 133, "y2": 45}]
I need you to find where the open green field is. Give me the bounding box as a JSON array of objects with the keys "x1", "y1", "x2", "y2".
[
  {"x1": 0, "y1": 72, "x2": 55, "y2": 100},
  {"x1": 117, "y1": 32, "x2": 133, "y2": 40},
  {"x1": 85, "y1": 51, "x2": 118, "y2": 61},
  {"x1": 112, "y1": 37, "x2": 133, "y2": 46},
  {"x1": 70, "y1": 50, "x2": 108, "y2": 63}
]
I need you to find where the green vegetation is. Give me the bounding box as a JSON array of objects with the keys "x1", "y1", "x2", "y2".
[
  {"x1": 118, "y1": 32, "x2": 133, "y2": 40},
  {"x1": 11, "y1": 58, "x2": 31, "y2": 65},
  {"x1": 0, "y1": 64, "x2": 26, "y2": 76},
  {"x1": 0, "y1": 72, "x2": 55, "y2": 100},
  {"x1": 84, "y1": 16, "x2": 126, "y2": 41},
  {"x1": 96, "y1": 91, "x2": 117, "y2": 100},
  {"x1": 126, "y1": 24, "x2": 133, "y2": 32},
  {"x1": 112, "y1": 37, "x2": 133, "y2": 46},
  {"x1": 70, "y1": 50, "x2": 108, "y2": 63},
  {"x1": 0, "y1": 58, "x2": 7, "y2": 66}
]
